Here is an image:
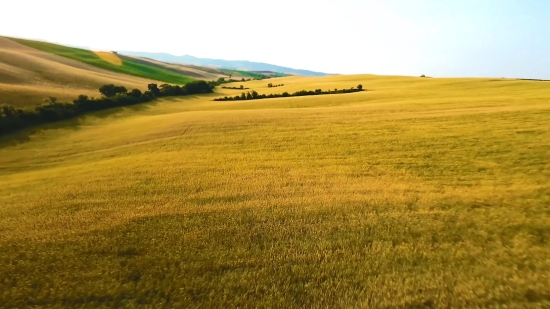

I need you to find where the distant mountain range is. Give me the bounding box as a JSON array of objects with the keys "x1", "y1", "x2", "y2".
[{"x1": 117, "y1": 51, "x2": 331, "y2": 77}]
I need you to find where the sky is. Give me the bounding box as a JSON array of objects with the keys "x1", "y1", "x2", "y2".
[{"x1": 2, "y1": 0, "x2": 549, "y2": 78}]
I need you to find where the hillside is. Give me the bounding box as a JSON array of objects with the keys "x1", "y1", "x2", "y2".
[
  {"x1": 2, "y1": 74, "x2": 550, "y2": 307},
  {"x1": 0, "y1": 37, "x2": 163, "y2": 107},
  {"x1": 116, "y1": 55, "x2": 253, "y2": 81},
  {"x1": 6, "y1": 37, "x2": 196, "y2": 85},
  {"x1": 118, "y1": 51, "x2": 331, "y2": 76},
  {"x1": 0, "y1": 37, "x2": 242, "y2": 107}
]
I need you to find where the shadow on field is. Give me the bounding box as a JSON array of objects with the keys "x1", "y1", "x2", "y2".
[
  {"x1": 0, "y1": 101, "x2": 159, "y2": 148},
  {"x1": 159, "y1": 93, "x2": 221, "y2": 103}
]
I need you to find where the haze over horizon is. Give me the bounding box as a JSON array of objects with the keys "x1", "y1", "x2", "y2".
[{"x1": 2, "y1": 0, "x2": 549, "y2": 79}]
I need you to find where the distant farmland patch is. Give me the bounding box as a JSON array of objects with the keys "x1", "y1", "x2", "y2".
[{"x1": 94, "y1": 51, "x2": 122, "y2": 66}]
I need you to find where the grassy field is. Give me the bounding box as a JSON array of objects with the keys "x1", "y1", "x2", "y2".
[
  {"x1": 117, "y1": 55, "x2": 230, "y2": 80},
  {"x1": 225, "y1": 69, "x2": 291, "y2": 79},
  {"x1": 1, "y1": 75, "x2": 550, "y2": 308},
  {"x1": 6, "y1": 37, "x2": 196, "y2": 85},
  {"x1": 223, "y1": 69, "x2": 269, "y2": 79}
]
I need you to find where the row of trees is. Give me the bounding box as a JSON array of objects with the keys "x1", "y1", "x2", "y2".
[
  {"x1": 0, "y1": 81, "x2": 213, "y2": 135},
  {"x1": 221, "y1": 85, "x2": 249, "y2": 90},
  {"x1": 267, "y1": 83, "x2": 284, "y2": 88},
  {"x1": 214, "y1": 77, "x2": 252, "y2": 85},
  {"x1": 213, "y1": 85, "x2": 364, "y2": 102},
  {"x1": 250, "y1": 74, "x2": 280, "y2": 80}
]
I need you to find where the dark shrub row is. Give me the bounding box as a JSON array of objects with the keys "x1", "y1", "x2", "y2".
[
  {"x1": 221, "y1": 86, "x2": 250, "y2": 90},
  {"x1": 214, "y1": 85, "x2": 364, "y2": 101},
  {"x1": 214, "y1": 77, "x2": 252, "y2": 86},
  {"x1": 0, "y1": 81, "x2": 213, "y2": 136}
]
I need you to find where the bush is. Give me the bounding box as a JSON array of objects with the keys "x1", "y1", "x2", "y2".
[{"x1": 99, "y1": 84, "x2": 128, "y2": 97}]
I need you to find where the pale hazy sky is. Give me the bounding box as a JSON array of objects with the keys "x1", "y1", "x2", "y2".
[{"x1": 2, "y1": 0, "x2": 549, "y2": 78}]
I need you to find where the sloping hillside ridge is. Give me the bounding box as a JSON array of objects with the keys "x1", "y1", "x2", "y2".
[
  {"x1": 5, "y1": 37, "x2": 195, "y2": 85},
  {"x1": 118, "y1": 51, "x2": 331, "y2": 77},
  {"x1": 116, "y1": 55, "x2": 249, "y2": 80},
  {"x1": 0, "y1": 37, "x2": 162, "y2": 107}
]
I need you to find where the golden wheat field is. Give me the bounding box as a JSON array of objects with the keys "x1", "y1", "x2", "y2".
[
  {"x1": 1, "y1": 75, "x2": 550, "y2": 308},
  {"x1": 94, "y1": 52, "x2": 123, "y2": 66}
]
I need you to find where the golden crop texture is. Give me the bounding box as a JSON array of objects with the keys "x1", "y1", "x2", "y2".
[{"x1": 1, "y1": 75, "x2": 550, "y2": 308}]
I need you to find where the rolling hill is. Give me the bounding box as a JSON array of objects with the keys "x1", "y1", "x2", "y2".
[
  {"x1": 113, "y1": 55, "x2": 254, "y2": 81},
  {"x1": 0, "y1": 37, "x2": 244, "y2": 107},
  {"x1": 117, "y1": 51, "x2": 331, "y2": 76},
  {"x1": 0, "y1": 37, "x2": 167, "y2": 107},
  {"x1": 2, "y1": 74, "x2": 550, "y2": 307},
  {"x1": 6, "y1": 37, "x2": 197, "y2": 85}
]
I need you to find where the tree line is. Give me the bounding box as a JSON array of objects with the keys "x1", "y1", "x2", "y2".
[
  {"x1": 213, "y1": 85, "x2": 364, "y2": 101},
  {"x1": 0, "y1": 81, "x2": 213, "y2": 136},
  {"x1": 215, "y1": 77, "x2": 252, "y2": 85},
  {"x1": 267, "y1": 83, "x2": 284, "y2": 88},
  {"x1": 221, "y1": 70, "x2": 272, "y2": 80},
  {"x1": 221, "y1": 86, "x2": 249, "y2": 90}
]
